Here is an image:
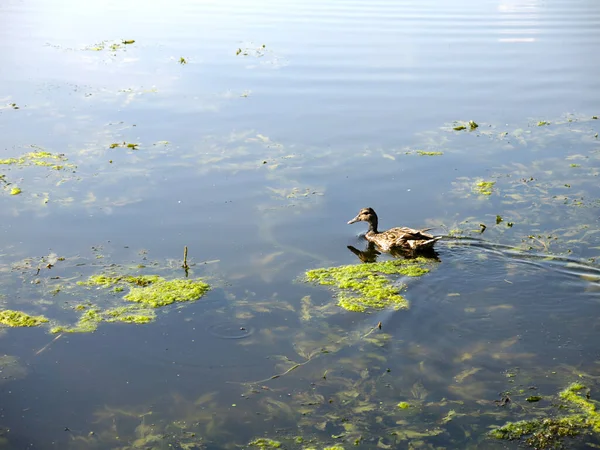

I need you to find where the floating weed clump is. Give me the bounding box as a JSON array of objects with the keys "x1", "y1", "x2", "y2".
[
  {"x1": 109, "y1": 141, "x2": 139, "y2": 150},
  {"x1": 0, "y1": 309, "x2": 48, "y2": 327},
  {"x1": 473, "y1": 180, "x2": 495, "y2": 196},
  {"x1": 416, "y1": 150, "x2": 444, "y2": 156},
  {"x1": 452, "y1": 120, "x2": 479, "y2": 131},
  {"x1": 0, "y1": 150, "x2": 74, "y2": 170},
  {"x1": 50, "y1": 305, "x2": 155, "y2": 334},
  {"x1": 78, "y1": 274, "x2": 161, "y2": 288},
  {"x1": 305, "y1": 258, "x2": 432, "y2": 312},
  {"x1": 248, "y1": 438, "x2": 282, "y2": 448},
  {"x1": 490, "y1": 382, "x2": 600, "y2": 448},
  {"x1": 80, "y1": 273, "x2": 210, "y2": 308},
  {"x1": 124, "y1": 278, "x2": 210, "y2": 307}
]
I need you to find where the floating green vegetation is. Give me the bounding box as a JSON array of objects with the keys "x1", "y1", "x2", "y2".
[
  {"x1": 80, "y1": 274, "x2": 210, "y2": 308},
  {"x1": 85, "y1": 40, "x2": 133, "y2": 51},
  {"x1": 179, "y1": 57, "x2": 187, "y2": 64},
  {"x1": 490, "y1": 382, "x2": 600, "y2": 448},
  {"x1": 473, "y1": 180, "x2": 495, "y2": 196},
  {"x1": 0, "y1": 310, "x2": 49, "y2": 327},
  {"x1": 305, "y1": 258, "x2": 432, "y2": 312},
  {"x1": 453, "y1": 120, "x2": 478, "y2": 131},
  {"x1": 236, "y1": 43, "x2": 267, "y2": 57},
  {"x1": 538, "y1": 120, "x2": 550, "y2": 126},
  {"x1": 10, "y1": 187, "x2": 21, "y2": 195},
  {"x1": 109, "y1": 141, "x2": 139, "y2": 150},
  {"x1": 78, "y1": 274, "x2": 161, "y2": 288},
  {"x1": 570, "y1": 163, "x2": 581, "y2": 168},
  {"x1": 397, "y1": 401, "x2": 411, "y2": 409},
  {"x1": 125, "y1": 278, "x2": 210, "y2": 307},
  {"x1": 248, "y1": 438, "x2": 282, "y2": 448},
  {"x1": 0, "y1": 150, "x2": 73, "y2": 170},
  {"x1": 416, "y1": 150, "x2": 444, "y2": 156},
  {"x1": 50, "y1": 306, "x2": 155, "y2": 334}
]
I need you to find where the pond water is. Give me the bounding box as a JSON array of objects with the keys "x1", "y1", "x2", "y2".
[{"x1": 1, "y1": 0, "x2": 600, "y2": 448}]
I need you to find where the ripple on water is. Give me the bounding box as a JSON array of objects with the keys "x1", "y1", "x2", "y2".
[{"x1": 207, "y1": 321, "x2": 254, "y2": 339}]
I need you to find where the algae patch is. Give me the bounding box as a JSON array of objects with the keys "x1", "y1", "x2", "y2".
[
  {"x1": 51, "y1": 274, "x2": 210, "y2": 333},
  {"x1": 0, "y1": 310, "x2": 49, "y2": 327},
  {"x1": 124, "y1": 278, "x2": 210, "y2": 307},
  {"x1": 305, "y1": 258, "x2": 432, "y2": 312},
  {"x1": 416, "y1": 150, "x2": 444, "y2": 156},
  {"x1": 473, "y1": 180, "x2": 495, "y2": 196},
  {"x1": 248, "y1": 438, "x2": 282, "y2": 448},
  {"x1": 0, "y1": 150, "x2": 74, "y2": 170},
  {"x1": 490, "y1": 382, "x2": 600, "y2": 448},
  {"x1": 51, "y1": 306, "x2": 155, "y2": 334},
  {"x1": 80, "y1": 274, "x2": 210, "y2": 308}
]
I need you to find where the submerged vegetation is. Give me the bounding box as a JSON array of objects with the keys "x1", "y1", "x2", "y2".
[
  {"x1": 306, "y1": 258, "x2": 433, "y2": 312},
  {"x1": 491, "y1": 382, "x2": 600, "y2": 448}
]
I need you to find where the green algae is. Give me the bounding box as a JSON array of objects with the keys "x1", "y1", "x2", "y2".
[
  {"x1": 9, "y1": 187, "x2": 21, "y2": 195},
  {"x1": 0, "y1": 151, "x2": 73, "y2": 170},
  {"x1": 124, "y1": 278, "x2": 210, "y2": 307},
  {"x1": 78, "y1": 274, "x2": 161, "y2": 288},
  {"x1": 79, "y1": 273, "x2": 210, "y2": 308},
  {"x1": 397, "y1": 401, "x2": 411, "y2": 409},
  {"x1": 415, "y1": 150, "x2": 444, "y2": 156},
  {"x1": 306, "y1": 258, "x2": 432, "y2": 312},
  {"x1": 538, "y1": 121, "x2": 550, "y2": 126},
  {"x1": 248, "y1": 438, "x2": 282, "y2": 448},
  {"x1": 0, "y1": 309, "x2": 48, "y2": 327},
  {"x1": 490, "y1": 417, "x2": 582, "y2": 448},
  {"x1": 490, "y1": 382, "x2": 600, "y2": 448},
  {"x1": 109, "y1": 142, "x2": 139, "y2": 150},
  {"x1": 452, "y1": 120, "x2": 478, "y2": 131},
  {"x1": 473, "y1": 180, "x2": 495, "y2": 196},
  {"x1": 51, "y1": 306, "x2": 155, "y2": 334}
]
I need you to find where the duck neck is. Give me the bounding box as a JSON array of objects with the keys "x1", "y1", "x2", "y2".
[{"x1": 367, "y1": 217, "x2": 379, "y2": 234}]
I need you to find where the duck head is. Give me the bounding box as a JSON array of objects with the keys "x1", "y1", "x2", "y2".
[{"x1": 347, "y1": 207, "x2": 378, "y2": 232}]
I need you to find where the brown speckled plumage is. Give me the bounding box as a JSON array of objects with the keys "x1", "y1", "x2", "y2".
[{"x1": 347, "y1": 207, "x2": 441, "y2": 252}]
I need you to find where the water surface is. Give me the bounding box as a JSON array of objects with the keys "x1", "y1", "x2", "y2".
[{"x1": 1, "y1": 0, "x2": 600, "y2": 448}]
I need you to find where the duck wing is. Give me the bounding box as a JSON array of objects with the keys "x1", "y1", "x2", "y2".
[{"x1": 387, "y1": 227, "x2": 435, "y2": 241}]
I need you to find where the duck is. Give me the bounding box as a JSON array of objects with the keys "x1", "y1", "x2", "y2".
[{"x1": 347, "y1": 207, "x2": 441, "y2": 252}]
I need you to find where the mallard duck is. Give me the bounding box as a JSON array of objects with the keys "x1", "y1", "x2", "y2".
[{"x1": 347, "y1": 207, "x2": 441, "y2": 252}]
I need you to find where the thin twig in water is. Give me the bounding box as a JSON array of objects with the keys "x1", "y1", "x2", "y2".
[{"x1": 34, "y1": 333, "x2": 63, "y2": 356}]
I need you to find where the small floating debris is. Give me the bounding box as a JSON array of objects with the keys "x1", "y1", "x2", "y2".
[
  {"x1": 109, "y1": 142, "x2": 139, "y2": 150},
  {"x1": 416, "y1": 150, "x2": 444, "y2": 156},
  {"x1": 452, "y1": 120, "x2": 479, "y2": 131}
]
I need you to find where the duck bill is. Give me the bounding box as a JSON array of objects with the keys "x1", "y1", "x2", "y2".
[{"x1": 347, "y1": 216, "x2": 360, "y2": 225}]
